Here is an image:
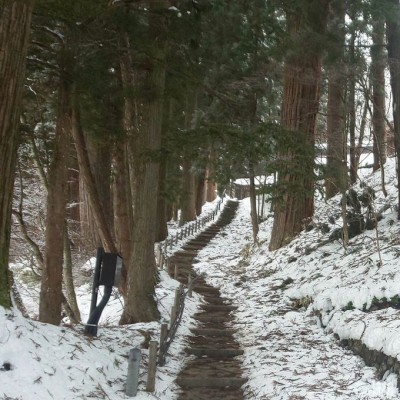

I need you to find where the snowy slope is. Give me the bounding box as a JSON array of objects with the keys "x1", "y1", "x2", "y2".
[{"x1": 2, "y1": 157, "x2": 400, "y2": 399}]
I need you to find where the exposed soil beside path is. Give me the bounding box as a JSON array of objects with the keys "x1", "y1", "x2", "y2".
[{"x1": 169, "y1": 201, "x2": 247, "y2": 400}]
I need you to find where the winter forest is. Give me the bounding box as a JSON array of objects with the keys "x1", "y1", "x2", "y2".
[{"x1": 3, "y1": 0, "x2": 400, "y2": 399}]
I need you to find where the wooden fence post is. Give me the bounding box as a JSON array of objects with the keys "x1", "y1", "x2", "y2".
[
  {"x1": 170, "y1": 305, "x2": 176, "y2": 327},
  {"x1": 188, "y1": 273, "x2": 192, "y2": 298},
  {"x1": 174, "y1": 287, "x2": 180, "y2": 310},
  {"x1": 146, "y1": 341, "x2": 158, "y2": 392},
  {"x1": 174, "y1": 264, "x2": 178, "y2": 279}
]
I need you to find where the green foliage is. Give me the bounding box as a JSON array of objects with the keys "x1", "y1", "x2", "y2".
[{"x1": 343, "y1": 301, "x2": 355, "y2": 311}]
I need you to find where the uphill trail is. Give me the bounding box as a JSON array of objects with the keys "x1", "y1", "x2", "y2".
[{"x1": 168, "y1": 200, "x2": 247, "y2": 400}]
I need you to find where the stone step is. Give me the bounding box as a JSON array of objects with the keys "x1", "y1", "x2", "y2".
[
  {"x1": 181, "y1": 356, "x2": 242, "y2": 376},
  {"x1": 187, "y1": 348, "x2": 244, "y2": 357},
  {"x1": 193, "y1": 286, "x2": 220, "y2": 294},
  {"x1": 177, "y1": 377, "x2": 247, "y2": 389},
  {"x1": 178, "y1": 387, "x2": 244, "y2": 400},
  {"x1": 189, "y1": 335, "x2": 239, "y2": 347},
  {"x1": 174, "y1": 250, "x2": 198, "y2": 257},
  {"x1": 201, "y1": 295, "x2": 230, "y2": 304},
  {"x1": 182, "y1": 244, "x2": 206, "y2": 251},
  {"x1": 194, "y1": 314, "x2": 232, "y2": 323},
  {"x1": 190, "y1": 328, "x2": 237, "y2": 337},
  {"x1": 200, "y1": 304, "x2": 237, "y2": 312}
]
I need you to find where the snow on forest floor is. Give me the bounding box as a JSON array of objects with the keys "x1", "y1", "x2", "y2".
[{"x1": 3, "y1": 157, "x2": 400, "y2": 399}]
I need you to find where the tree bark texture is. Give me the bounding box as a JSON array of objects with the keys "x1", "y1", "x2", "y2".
[
  {"x1": 386, "y1": 0, "x2": 400, "y2": 218},
  {"x1": 348, "y1": 15, "x2": 357, "y2": 184},
  {"x1": 63, "y1": 224, "x2": 81, "y2": 322},
  {"x1": 371, "y1": 5, "x2": 387, "y2": 172},
  {"x1": 179, "y1": 159, "x2": 197, "y2": 226},
  {"x1": 120, "y1": 0, "x2": 169, "y2": 324},
  {"x1": 179, "y1": 90, "x2": 198, "y2": 226},
  {"x1": 325, "y1": 0, "x2": 347, "y2": 198},
  {"x1": 39, "y1": 77, "x2": 71, "y2": 325},
  {"x1": 269, "y1": 0, "x2": 330, "y2": 251},
  {"x1": 249, "y1": 163, "x2": 259, "y2": 242},
  {"x1": 72, "y1": 102, "x2": 117, "y2": 254},
  {"x1": 112, "y1": 137, "x2": 131, "y2": 296},
  {"x1": 195, "y1": 170, "x2": 206, "y2": 216},
  {"x1": 156, "y1": 159, "x2": 169, "y2": 241},
  {"x1": 79, "y1": 132, "x2": 113, "y2": 248},
  {"x1": 0, "y1": 0, "x2": 34, "y2": 308},
  {"x1": 206, "y1": 149, "x2": 217, "y2": 202}
]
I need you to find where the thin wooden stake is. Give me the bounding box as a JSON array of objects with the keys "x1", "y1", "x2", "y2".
[
  {"x1": 146, "y1": 341, "x2": 158, "y2": 392},
  {"x1": 174, "y1": 264, "x2": 178, "y2": 279},
  {"x1": 160, "y1": 323, "x2": 168, "y2": 346},
  {"x1": 188, "y1": 273, "x2": 192, "y2": 298},
  {"x1": 170, "y1": 305, "x2": 176, "y2": 327}
]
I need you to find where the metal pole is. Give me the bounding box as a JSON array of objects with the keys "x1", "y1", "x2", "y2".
[{"x1": 126, "y1": 348, "x2": 141, "y2": 397}]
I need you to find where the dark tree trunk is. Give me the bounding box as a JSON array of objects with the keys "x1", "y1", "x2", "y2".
[
  {"x1": 120, "y1": 0, "x2": 169, "y2": 324},
  {"x1": 80, "y1": 131, "x2": 113, "y2": 247},
  {"x1": 348, "y1": 14, "x2": 357, "y2": 184},
  {"x1": 156, "y1": 158, "x2": 168, "y2": 241},
  {"x1": 206, "y1": 149, "x2": 217, "y2": 202},
  {"x1": 325, "y1": 0, "x2": 347, "y2": 198},
  {"x1": 371, "y1": 4, "x2": 387, "y2": 172},
  {"x1": 269, "y1": 0, "x2": 330, "y2": 251},
  {"x1": 39, "y1": 77, "x2": 72, "y2": 325},
  {"x1": 63, "y1": 224, "x2": 81, "y2": 322},
  {"x1": 386, "y1": 0, "x2": 400, "y2": 218},
  {"x1": 195, "y1": 170, "x2": 206, "y2": 216},
  {"x1": 71, "y1": 102, "x2": 117, "y2": 254},
  {"x1": 0, "y1": 0, "x2": 34, "y2": 308},
  {"x1": 249, "y1": 163, "x2": 259, "y2": 242},
  {"x1": 179, "y1": 159, "x2": 197, "y2": 226}
]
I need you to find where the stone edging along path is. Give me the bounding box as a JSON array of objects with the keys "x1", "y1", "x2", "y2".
[{"x1": 168, "y1": 200, "x2": 247, "y2": 400}]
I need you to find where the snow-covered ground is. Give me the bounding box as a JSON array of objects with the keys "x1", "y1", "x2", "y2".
[{"x1": 3, "y1": 157, "x2": 400, "y2": 399}]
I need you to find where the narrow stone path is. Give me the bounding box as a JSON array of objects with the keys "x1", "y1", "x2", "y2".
[{"x1": 168, "y1": 201, "x2": 247, "y2": 400}]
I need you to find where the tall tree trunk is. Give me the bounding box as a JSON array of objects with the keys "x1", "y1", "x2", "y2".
[
  {"x1": 206, "y1": 149, "x2": 217, "y2": 202},
  {"x1": 269, "y1": 0, "x2": 329, "y2": 251},
  {"x1": 63, "y1": 224, "x2": 81, "y2": 322},
  {"x1": 0, "y1": 0, "x2": 34, "y2": 308},
  {"x1": 386, "y1": 0, "x2": 400, "y2": 218},
  {"x1": 179, "y1": 90, "x2": 198, "y2": 226},
  {"x1": 325, "y1": 0, "x2": 347, "y2": 198},
  {"x1": 71, "y1": 102, "x2": 117, "y2": 254},
  {"x1": 348, "y1": 12, "x2": 357, "y2": 184},
  {"x1": 249, "y1": 163, "x2": 259, "y2": 242},
  {"x1": 195, "y1": 170, "x2": 206, "y2": 216},
  {"x1": 179, "y1": 159, "x2": 197, "y2": 226},
  {"x1": 39, "y1": 76, "x2": 71, "y2": 325},
  {"x1": 156, "y1": 158, "x2": 169, "y2": 241},
  {"x1": 120, "y1": 0, "x2": 168, "y2": 324},
  {"x1": 371, "y1": 4, "x2": 387, "y2": 172},
  {"x1": 80, "y1": 132, "x2": 113, "y2": 248},
  {"x1": 113, "y1": 136, "x2": 131, "y2": 296}
]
